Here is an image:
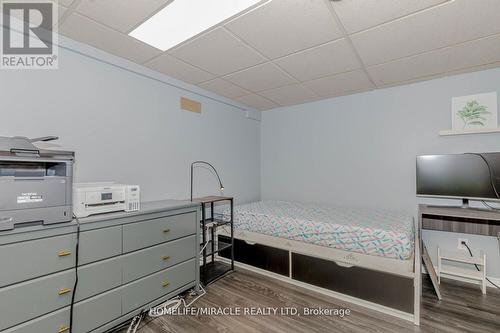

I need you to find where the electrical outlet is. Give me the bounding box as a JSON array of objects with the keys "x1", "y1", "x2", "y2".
[{"x1": 457, "y1": 238, "x2": 469, "y2": 250}]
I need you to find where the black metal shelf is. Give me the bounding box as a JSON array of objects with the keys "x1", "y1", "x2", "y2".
[
  {"x1": 201, "y1": 217, "x2": 232, "y2": 227},
  {"x1": 202, "y1": 239, "x2": 232, "y2": 257},
  {"x1": 194, "y1": 196, "x2": 234, "y2": 286},
  {"x1": 200, "y1": 261, "x2": 232, "y2": 285}
]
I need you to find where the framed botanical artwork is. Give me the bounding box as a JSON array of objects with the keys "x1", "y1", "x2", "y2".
[{"x1": 452, "y1": 92, "x2": 498, "y2": 130}]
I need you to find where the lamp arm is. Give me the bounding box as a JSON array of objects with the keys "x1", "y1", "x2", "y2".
[{"x1": 190, "y1": 161, "x2": 224, "y2": 201}]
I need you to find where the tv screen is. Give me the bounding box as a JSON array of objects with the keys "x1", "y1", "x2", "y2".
[{"x1": 416, "y1": 153, "x2": 500, "y2": 201}]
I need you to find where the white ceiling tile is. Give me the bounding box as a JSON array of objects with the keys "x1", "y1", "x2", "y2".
[
  {"x1": 449, "y1": 34, "x2": 500, "y2": 72},
  {"x1": 57, "y1": 0, "x2": 74, "y2": 7},
  {"x1": 236, "y1": 94, "x2": 278, "y2": 110},
  {"x1": 75, "y1": 0, "x2": 170, "y2": 33},
  {"x1": 8, "y1": 3, "x2": 66, "y2": 26},
  {"x1": 274, "y1": 38, "x2": 360, "y2": 82},
  {"x1": 225, "y1": 0, "x2": 342, "y2": 59},
  {"x1": 451, "y1": 0, "x2": 500, "y2": 44},
  {"x1": 224, "y1": 62, "x2": 296, "y2": 92},
  {"x1": 350, "y1": 0, "x2": 500, "y2": 66},
  {"x1": 60, "y1": 13, "x2": 161, "y2": 63},
  {"x1": 350, "y1": 1, "x2": 455, "y2": 66},
  {"x1": 144, "y1": 54, "x2": 215, "y2": 84},
  {"x1": 448, "y1": 62, "x2": 500, "y2": 77},
  {"x1": 170, "y1": 27, "x2": 266, "y2": 76},
  {"x1": 199, "y1": 78, "x2": 251, "y2": 99},
  {"x1": 367, "y1": 48, "x2": 451, "y2": 86},
  {"x1": 259, "y1": 83, "x2": 319, "y2": 106},
  {"x1": 332, "y1": 0, "x2": 449, "y2": 34},
  {"x1": 304, "y1": 70, "x2": 374, "y2": 97}
]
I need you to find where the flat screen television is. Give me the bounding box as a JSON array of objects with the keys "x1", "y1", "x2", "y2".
[{"x1": 416, "y1": 153, "x2": 500, "y2": 202}]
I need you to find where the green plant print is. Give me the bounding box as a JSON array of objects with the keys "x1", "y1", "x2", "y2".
[{"x1": 457, "y1": 100, "x2": 490, "y2": 129}]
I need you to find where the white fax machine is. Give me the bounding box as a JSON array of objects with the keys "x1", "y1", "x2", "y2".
[{"x1": 73, "y1": 183, "x2": 140, "y2": 218}]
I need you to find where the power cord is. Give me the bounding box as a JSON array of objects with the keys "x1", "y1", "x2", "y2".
[
  {"x1": 462, "y1": 241, "x2": 500, "y2": 290},
  {"x1": 113, "y1": 284, "x2": 206, "y2": 333},
  {"x1": 70, "y1": 215, "x2": 81, "y2": 333},
  {"x1": 465, "y1": 153, "x2": 500, "y2": 199},
  {"x1": 482, "y1": 200, "x2": 500, "y2": 211}
]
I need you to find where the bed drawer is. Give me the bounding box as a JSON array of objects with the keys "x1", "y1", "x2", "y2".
[
  {"x1": 0, "y1": 234, "x2": 75, "y2": 288},
  {"x1": 219, "y1": 236, "x2": 289, "y2": 276},
  {"x1": 291, "y1": 253, "x2": 414, "y2": 313},
  {"x1": 123, "y1": 235, "x2": 196, "y2": 283},
  {"x1": 123, "y1": 212, "x2": 196, "y2": 253},
  {"x1": 1, "y1": 283, "x2": 122, "y2": 333},
  {"x1": 122, "y1": 259, "x2": 196, "y2": 314}
]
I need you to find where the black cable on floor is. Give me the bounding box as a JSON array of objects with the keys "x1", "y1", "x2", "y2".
[
  {"x1": 70, "y1": 216, "x2": 81, "y2": 333},
  {"x1": 463, "y1": 242, "x2": 500, "y2": 290}
]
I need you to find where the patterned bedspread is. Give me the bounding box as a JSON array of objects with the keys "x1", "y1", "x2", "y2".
[{"x1": 223, "y1": 201, "x2": 414, "y2": 260}]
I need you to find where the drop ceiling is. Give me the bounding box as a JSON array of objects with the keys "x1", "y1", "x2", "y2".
[{"x1": 55, "y1": 0, "x2": 500, "y2": 110}]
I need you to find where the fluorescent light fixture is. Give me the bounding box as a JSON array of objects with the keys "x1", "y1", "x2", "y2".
[{"x1": 129, "y1": 0, "x2": 264, "y2": 51}]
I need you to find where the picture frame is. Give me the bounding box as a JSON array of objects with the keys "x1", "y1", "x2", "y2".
[{"x1": 452, "y1": 92, "x2": 498, "y2": 130}]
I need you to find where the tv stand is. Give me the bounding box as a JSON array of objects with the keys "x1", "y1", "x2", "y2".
[{"x1": 419, "y1": 204, "x2": 500, "y2": 236}]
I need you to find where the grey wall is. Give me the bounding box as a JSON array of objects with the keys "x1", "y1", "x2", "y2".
[
  {"x1": 261, "y1": 68, "x2": 500, "y2": 280},
  {"x1": 0, "y1": 37, "x2": 261, "y2": 204}
]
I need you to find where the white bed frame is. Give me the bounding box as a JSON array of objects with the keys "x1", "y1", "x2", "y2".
[{"x1": 218, "y1": 221, "x2": 421, "y2": 325}]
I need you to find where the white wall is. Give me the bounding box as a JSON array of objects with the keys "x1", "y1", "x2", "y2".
[
  {"x1": 0, "y1": 37, "x2": 261, "y2": 205},
  {"x1": 261, "y1": 68, "x2": 500, "y2": 280}
]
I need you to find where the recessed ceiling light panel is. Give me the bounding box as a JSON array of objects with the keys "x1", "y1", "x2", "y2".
[{"x1": 129, "y1": 0, "x2": 264, "y2": 51}]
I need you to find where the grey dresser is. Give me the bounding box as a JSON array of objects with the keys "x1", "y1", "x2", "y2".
[{"x1": 0, "y1": 200, "x2": 200, "y2": 333}]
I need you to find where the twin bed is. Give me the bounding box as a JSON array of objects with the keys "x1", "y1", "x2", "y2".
[{"x1": 218, "y1": 200, "x2": 421, "y2": 324}]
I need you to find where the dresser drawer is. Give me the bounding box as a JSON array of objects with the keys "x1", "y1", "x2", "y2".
[
  {"x1": 0, "y1": 234, "x2": 75, "y2": 288},
  {"x1": 0, "y1": 225, "x2": 122, "y2": 288},
  {"x1": 0, "y1": 270, "x2": 75, "y2": 331},
  {"x1": 79, "y1": 226, "x2": 122, "y2": 265},
  {"x1": 72, "y1": 288, "x2": 122, "y2": 333},
  {"x1": 0, "y1": 255, "x2": 123, "y2": 331},
  {"x1": 122, "y1": 259, "x2": 196, "y2": 314},
  {"x1": 76, "y1": 256, "x2": 122, "y2": 302},
  {"x1": 123, "y1": 213, "x2": 196, "y2": 253},
  {"x1": 1, "y1": 307, "x2": 70, "y2": 333},
  {"x1": 123, "y1": 235, "x2": 196, "y2": 284},
  {"x1": 2, "y1": 288, "x2": 122, "y2": 333}
]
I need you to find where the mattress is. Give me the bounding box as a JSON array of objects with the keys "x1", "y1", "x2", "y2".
[{"x1": 223, "y1": 201, "x2": 414, "y2": 260}]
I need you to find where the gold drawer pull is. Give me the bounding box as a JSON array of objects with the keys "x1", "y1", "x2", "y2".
[
  {"x1": 163, "y1": 228, "x2": 170, "y2": 233},
  {"x1": 58, "y1": 288, "x2": 72, "y2": 296},
  {"x1": 162, "y1": 255, "x2": 171, "y2": 261},
  {"x1": 58, "y1": 250, "x2": 72, "y2": 257},
  {"x1": 58, "y1": 325, "x2": 70, "y2": 333},
  {"x1": 162, "y1": 281, "x2": 170, "y2": 288}
]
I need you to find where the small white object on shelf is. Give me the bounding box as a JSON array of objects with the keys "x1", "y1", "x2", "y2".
[
  {"x1": 439, "y1": 127, "x2": 500, "y2": 136},
  {"x1": 437, "y1": 247, "x2": 487, "y2": 294}
]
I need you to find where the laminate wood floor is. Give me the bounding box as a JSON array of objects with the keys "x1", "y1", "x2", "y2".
[{"x1": 129, "y1": 268, "x2": 500, "y2": 333}]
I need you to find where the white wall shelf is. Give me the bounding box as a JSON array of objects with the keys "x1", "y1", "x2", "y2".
[{"x1": 439, "y1": 128, "x2": 500, "y2": 136}]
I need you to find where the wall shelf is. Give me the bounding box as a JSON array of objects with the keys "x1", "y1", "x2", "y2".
[{"x1": 439, "y1": 128, "x2": 500, "y2": 136}]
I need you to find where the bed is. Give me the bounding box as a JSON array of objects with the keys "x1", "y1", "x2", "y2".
[{"x1": 217, "y1": 200, "x2": 421, "y2": 325}]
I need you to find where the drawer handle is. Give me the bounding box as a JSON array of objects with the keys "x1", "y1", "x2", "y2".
[
  {"x1": 162, "y1": 281, "x2": 170, "y2": 288},
  {"x1": 58, "y1": 325, "x2": 70, "y2": 333},
  {"x1": 58, "y1": 250, "x2": 72, "y2": 257},
  {"x1": 162, "y1": 255, "x2": 171, "y2": 261},
  {"x1": 58, "y1": 288, "x2": 72, "y2": 296},
  {"x1": 163, "y1": 228, "x2": 171, "y2": 233}
]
